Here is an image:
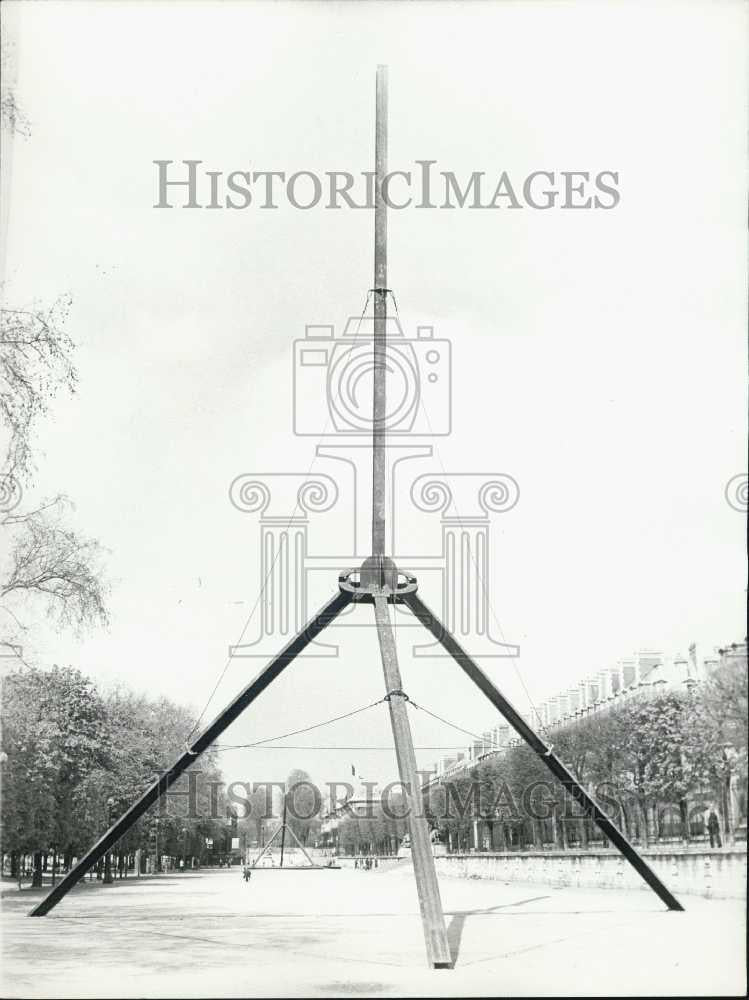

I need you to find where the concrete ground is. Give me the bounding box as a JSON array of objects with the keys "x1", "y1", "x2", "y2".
[{"x1": 1, "y1": 864, "x2": 745, "y2": 998}]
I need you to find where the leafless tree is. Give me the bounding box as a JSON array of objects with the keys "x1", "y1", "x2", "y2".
[
  {"x1": 0, "y1": 17, "x2": 31, "y2": 138},
  {"x1": 1, "y1": 298, "x2": 76, "y2": 484},
  {"x1": 0, "y1": 301, "x2": 108, "y2": 653},
  {"x1": 0, "y1": 88, "x2": 30, "y2": 138},
  {"x1": 2, "y1": 498, "x2": 109, "y2": 636}
]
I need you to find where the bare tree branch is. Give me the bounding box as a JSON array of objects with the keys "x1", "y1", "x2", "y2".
[
  {"x1": 0, "y1": 89, "x2": 31, "y2": 137},
  {"x1": 0, "y1": 297, "x2": 109, "y2": 649},
  {"x1": 0, "y1": 297, "x2": 77, "y2": 482},
  {"x1": 1, "y1": 510, "x2": 109, "y2": 636}
]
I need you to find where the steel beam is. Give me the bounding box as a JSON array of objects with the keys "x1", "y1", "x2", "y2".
[
  {"x1": 402, "y1": 591, "x2": 684, "y2": 912},
  {"x1": 249, "y1": 824, "x2": 284, "y2": 869},
  {"x1": 373, "y1": 595, "x2": 452, "y2": 967},
  {"x1": 29, "y1": 590, "x2": 352, "y2": 916},
  {"x1": 280, "y1": 819, "x2": 318, "y2": 869}
]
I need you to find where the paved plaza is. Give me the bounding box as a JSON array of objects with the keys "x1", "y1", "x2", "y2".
[{"x1": 1, "y1": 864, "x2": 745, "y2": 997}]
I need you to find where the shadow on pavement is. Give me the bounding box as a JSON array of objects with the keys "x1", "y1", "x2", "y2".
[{"x1": 446, "y1": 895, "x2": 551, "y2": 966}]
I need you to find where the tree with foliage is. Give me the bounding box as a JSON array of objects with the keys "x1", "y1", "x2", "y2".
[
  {"x1": 1, "y1": 665, "x2": 107, "y2": 883},
  {"x1": 237, "y1": 784, "x2": 277, "y2": 854},
  {"x1": 683, "y1": 660, "x2": 748, "y2": 841},
  {"x1": 333, "y1": 788, "x2": 408, "y2": 857},
  {"x1": 423, "y1": 671, "x2": 748, "y2": 851},
  {"x1": 284, "y1": 768, "x2": 322, "y2": 848},
  {"x1": 0, "y1": 665, "x2": 228, "y2": 881}
]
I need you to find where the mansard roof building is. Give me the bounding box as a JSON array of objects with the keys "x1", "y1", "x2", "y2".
[{"x1": 424, "y1": 642, "x2": 746, "y2": 790}]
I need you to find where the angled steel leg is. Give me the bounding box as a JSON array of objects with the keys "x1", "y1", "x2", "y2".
[
  {"x1": 281, "y1": 821, "x2": 318, "y2": 869},
  {"x1": 249, "y1": 823, "x2": 284, "y2": 869},
  {"x1": 373, "y1": 595, "x2": 452, "y2": 968},
  {"x1": 29, "y1": 590, "x2": 352, "y2": 916},
  {"x1": 403, "y1": 592, "x2": 684, "y2": 912}
]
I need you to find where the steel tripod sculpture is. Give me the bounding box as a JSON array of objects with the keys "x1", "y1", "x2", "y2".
[
  {"x1": 30, "y1": 66, "x2": 683, "y2": 965},
  {"x1": 249, "y1": 794, "x2": 338, "y2": 870}
]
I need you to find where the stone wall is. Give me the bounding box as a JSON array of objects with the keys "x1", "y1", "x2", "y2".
[
  {"x1": 335, "y1": 855, "x2": 402, "y2": 868},
  {"x1": 433, "y1": 848, "x2": 746, "y2": 899}
]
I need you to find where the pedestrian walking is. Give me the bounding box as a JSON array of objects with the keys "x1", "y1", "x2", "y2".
[{"x1": 707, "y1": 807, "x2": 722, "y2": 848}]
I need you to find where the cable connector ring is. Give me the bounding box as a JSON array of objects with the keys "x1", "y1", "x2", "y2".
[{"x1": 384, "y1": 689, "x2": 409, "y2": 702}]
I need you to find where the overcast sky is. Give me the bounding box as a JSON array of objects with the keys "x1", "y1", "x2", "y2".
[{"x1": 2, "y1": 1, "x2": 746, "y2": 791}]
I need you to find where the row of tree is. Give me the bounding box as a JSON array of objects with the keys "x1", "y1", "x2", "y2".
[
  {"x1": 423, "y1": 657, "x2": 747, "y2": 852},
  {"x1": 333, "y1": 797, "x2": 409, "y2": 857},
  {"x1": 234, "y1": 658, "x2": 747, "y2": 859},
  {"x1": 1, "y1": 664, "x2": 231, "y2": 883}
]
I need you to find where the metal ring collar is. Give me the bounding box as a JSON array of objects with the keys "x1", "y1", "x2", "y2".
[{"x1": 384, "y1": 689, "x2": 409, "y2": 702}]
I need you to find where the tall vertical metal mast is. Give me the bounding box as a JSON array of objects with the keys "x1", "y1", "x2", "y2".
[
  {"x1": 371, "y1": 64, "x2": 388, "y2": 558},
  {"x1": 29, "y1": 64, "x2": 683, "y2": 957},
  {"x1": 367, "y1": 66, "x2": 452, "y2": 969}
]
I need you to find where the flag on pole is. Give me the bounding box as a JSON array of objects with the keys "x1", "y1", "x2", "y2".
[{"x1": 351, "y1": 764, "x2": 356, "y2": 777}]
